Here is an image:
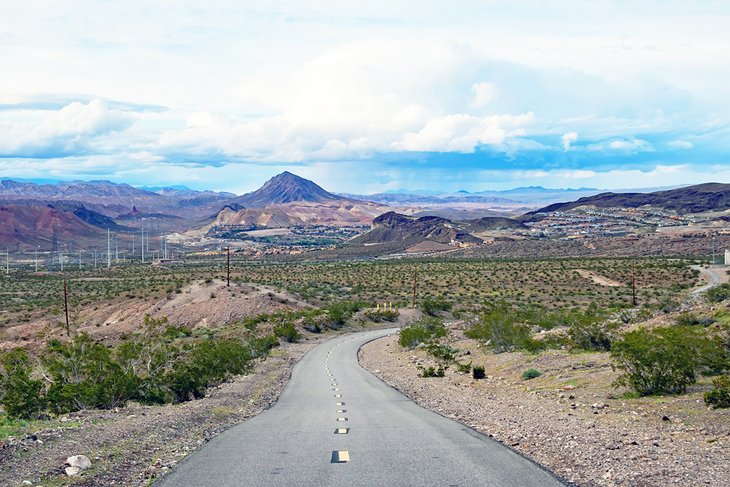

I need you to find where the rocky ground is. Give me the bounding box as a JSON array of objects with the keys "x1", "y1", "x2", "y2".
[
  {"x1": 0, "y1": 340, "x2": 315, "y2": 486},
  {"x1": 359, "y1": 331, "x2": 730, "y2": 487}
]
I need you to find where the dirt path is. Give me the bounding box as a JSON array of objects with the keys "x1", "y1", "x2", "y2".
[{"x1": 575, "y1": 269, "x2": 623, "y2": 287}]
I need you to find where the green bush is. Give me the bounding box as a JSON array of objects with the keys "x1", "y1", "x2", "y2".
[
  {"x1": 0, "y1": 349, "x2": 46, "y2": 419},
  {"x1": 420, "y1": 297, "x2": 452, "y2": 317},
  {"x1": 465, "y1": 306, "x2": 534, "y2": 353},
  {"x1": 611, "y1": 326, "x2": 724, "y2": 396},
  {"x1": 567, "y1": 314, "x2": 618, "y2": 351},
  {"x1": 472, "y1": 365, "x2": 486, "y2": 379},
  {"x1": 522, "y1": 368, "x2": 542, "y2": 380},
  {"x1": 455, "y1": 361, "x2": 472, "y2": 374},
  {"x1": 364, "y1": 309, "x2": 400, "y2": 322},
  {"x1": 42, "y1": 334, "x2": 138, "y2": 413},
  {"x1": 274, "y1": 322, "x2": 302, "y2": 343},
  {"x1": 707, "y1": 283, "x2": 730, "y2": 303},
  {"x1": 676, "y1": 313, "x2": 716, "y2": 327},
  {"x1": 398, "y1": 317, "x2": 447, "y2": 349},
  {"x1": 419, "y1": 366, "x2": 445, "y2": 378},
  {"x1": 426, "y1": 343, "x2": 458, "y2": 362},
  {"x1": 324, "y1": 301, "x2": 367, "y2": 328},
  {"x1": 704, "y1": 375, "x2": 730, "y2": 408}
]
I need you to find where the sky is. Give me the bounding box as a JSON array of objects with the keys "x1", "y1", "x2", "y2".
[{"x1": 1, "y1": 1, "x2": 730, "y2": 195}]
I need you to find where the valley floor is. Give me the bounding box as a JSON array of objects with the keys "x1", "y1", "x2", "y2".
[{"x1": 359, "y1": 333, "x2": 730, "y2": 487}]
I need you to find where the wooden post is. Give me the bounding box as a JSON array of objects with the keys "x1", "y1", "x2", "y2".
[
  {"x1": 412, "y1": 269, "x2": 418, "y2": 308},
  {"x1": 63, "y1": 279, "x2": 70, "y2": 337},
  {"x1": 631, "y1": 269, "x2": 637, "y2": 306}
]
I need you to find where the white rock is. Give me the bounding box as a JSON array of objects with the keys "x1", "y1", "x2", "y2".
[
  {"x1": 67, "y1": 455, "x2": 92, "y2": 470},
  {"x1": 65, "y1": 466, "x2": 81, "y2": 477}
]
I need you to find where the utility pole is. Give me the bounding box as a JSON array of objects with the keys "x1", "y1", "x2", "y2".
[
  {"x1": 107, "y1": 229, "x2": 111, "y2": 268},
  {"x1": 79, "y1": 251, "x2": 82, "y2": 270},
  {"x1": 141, "y1": 227, "x2": 145, "y2": 263},
  {"x1": 60, "y1": 248, "x2": 63, "y2": 272},
  {"x1": 63, "y1": 279, "x2": 70, "y2": 337},
  {"x1": 115, "y1": 235, "x2": 119, "y2": 261},
  {"x1": 35, "y1": 246, "x2": 39, "y2": 272},
  {"x1": 5, "y1": 248, "x2": 8, "y2": 275},
  {"x1": 631, "y1": 268, "x2": 637, "y2": 306},
  {"x1": 226, "y1": 247, "x2": 231, "y2": 287},
  {"x1": 132, "y1": 234, "x2": 135, "y2": 255},
  {"x1": 412, "y1": 269, "x2": 418, "y2": 308},
  {"x1": 712, "y1": 236, "x2": 716, "y2": 267}
]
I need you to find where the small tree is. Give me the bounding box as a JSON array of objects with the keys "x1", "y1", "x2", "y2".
[{"x1": 611, "y1": 326, "x2": 722, "y2": 396}]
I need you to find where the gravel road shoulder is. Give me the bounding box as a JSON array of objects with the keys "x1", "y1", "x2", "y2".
[{"x1": 359, "y1": 334, "x2": 730, "y2": 487}]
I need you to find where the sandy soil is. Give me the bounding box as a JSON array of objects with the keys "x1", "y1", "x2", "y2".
[
  {"x1": 576, "y1": 269, "x2": 623, "y2": 287},
  {"x1": 359, "y1": 330, "x2": 730, "y2": 487},
  {"x1": 1, "y1": 280, "x2": 308, "y2": 349}
]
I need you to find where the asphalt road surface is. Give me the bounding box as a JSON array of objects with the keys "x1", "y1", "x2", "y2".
[{"x1": 156, "y1": 328, "x2": 564, "y2": 486}]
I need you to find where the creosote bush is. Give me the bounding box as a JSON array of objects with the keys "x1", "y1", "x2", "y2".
[
  {"x1": 611, "y1": 326, "x2": 726, "y2": 396},
  {"x1": 522, "y1": 368, "x2": 542, "y2": 380},
  {"x1": 420, "y1": 297, "x2": 452, "y2": 317},
  {"x1": 704, "y1": 375, "x2": 730, "y2": 409},
  {"x1": 398, "y1": 317, "x2": 447, "y2": 349}
]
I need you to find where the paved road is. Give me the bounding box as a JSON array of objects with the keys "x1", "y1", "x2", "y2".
[
  {"x1": 156, "y1": 329, "x2": 564, "y2": 486},
  {"x1": 691, "y1": 265, "x2": 728, "y2": 296}
]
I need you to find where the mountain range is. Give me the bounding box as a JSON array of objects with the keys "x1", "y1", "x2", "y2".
[
  {"x1": 531, "y1": 183, "x2": 730, "y2": 215},
  {"x1": 1, "y1": 172, "x2": 729, "y2": 249}
]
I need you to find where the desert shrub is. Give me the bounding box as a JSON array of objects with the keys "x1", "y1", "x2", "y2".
[
  {"x1": 522, "y1": 368, "x2": 542, "y2": 380},
  {"x1": 676, "y1": 313, "x2": 716, "y2": 327},
  {"x1": 42, "y1": 334, "x2": 138, "y2": 413},
  {"x1": 472, "y1": 365, "x2": 486, "y2": 379},
  {"x1": 455, "y1": 361, "x2": 472, "y2": 374},
  {"x1": 363, "y1": 309, "x2": 400, "y2": 322},
  {"x1": 611, "y1": 326, "x2": 724, "y2": 396},
  {"x1": 419, "y1": 366, "x2": 446, "y2": 378},
  {"x1": 420, "y1": 297, "x2": 452, "y2": 317},
  {"x1": 274, "y1": 322, "x2": 301, "y2": 343},
  {"x1": 704, "y1": 375, "x2": 730, "y2": 409},
  {"x1": 324, "y1": 301, "x2": 368, "y2": 328},
  {"x1": 426, "y1": 343, "x2": 458, "y2": 362},
  {"x1": 249, "y1": 335, "x2": 279, "y2": 358},
  {"x1": 465, "y1": 306, "x2": 534, "y2": 353},
  {"x1": 0, "y1": 349, "x2": 46, "y2": 419},
  {"x1": 167, "y1": 339, "x2": 253, "y2": 402},
  {"x1": 567, "y1": 315, "x2": 619, "y2": 351},
  {"x1": 707, "y1": 283, "x2": 730, "y2": 303},
  {"x1": 398, "y1": 317, "x2": 447, "y2": 349}
]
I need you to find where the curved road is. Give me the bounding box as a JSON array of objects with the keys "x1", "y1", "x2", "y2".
[
  {"x1": 156, "y1": 329, "x2": 563, "y2": 486},
  {"x1": 691, "y1": 265, "x2": 728, "y2": 296}
]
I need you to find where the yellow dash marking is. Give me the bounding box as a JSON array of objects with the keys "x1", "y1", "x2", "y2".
[{"x1": 332, "y1": 450, "x2": 350, "y2": 463}]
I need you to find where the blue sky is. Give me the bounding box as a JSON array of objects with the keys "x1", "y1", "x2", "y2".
[{"x1": 1, "y1": 1, "x2": 729, "y2": 194}]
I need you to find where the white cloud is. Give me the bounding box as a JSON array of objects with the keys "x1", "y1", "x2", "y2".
[
  {"x1": 470, "y1": 82, "x2": 498, "y2": 108},
  {"x1": 561, "y1": 131, "x2": 578, "y2": 151},
  {"x1": 668, "y1": 139, "x2": 693, "y2": 149},
  {"x1": 0, "y1": 99, "x2": 132, "y2": 156},
  {"x1": 587, "y1": 138, "x2": 654, "y2": 153},
  {"x1": 395, "y1": 112, "x2": 534, "y2": 153}
]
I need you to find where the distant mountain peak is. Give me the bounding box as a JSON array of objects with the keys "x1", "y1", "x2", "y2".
[{"x1": 235, "y1": 172, "x2": 343, "y2": 207}]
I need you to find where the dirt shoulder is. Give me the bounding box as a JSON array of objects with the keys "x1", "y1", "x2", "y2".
[
  {"x1": 359, "y1": 334, "x2": 730, "y2": 487},
  {"x1": 0, "y1": 340, "x2": 315, "y2": 486}
]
